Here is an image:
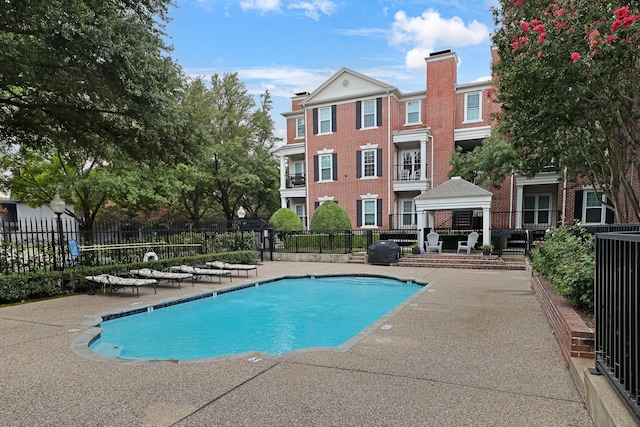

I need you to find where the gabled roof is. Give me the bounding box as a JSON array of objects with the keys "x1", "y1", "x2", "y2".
[
  {"x1": 415, "y1": 176, "x2": 492, "y2": 200},
  {"x1": 302, "y1": 68, "x2": 399, "y2": 107},
  {"x1": 414, "y1": 177, "x2": 493, "y2": 212}
]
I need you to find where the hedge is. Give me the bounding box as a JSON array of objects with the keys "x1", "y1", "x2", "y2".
[{"x1": 0, "y1": 251, "x2": 257, "y2": 305}]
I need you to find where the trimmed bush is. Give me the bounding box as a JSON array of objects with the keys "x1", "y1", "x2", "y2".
[
  {"x1": 0, "y1": 250, "x2": 257, "y2": 305},
  {"x1": 310, "y1": 201, "x2": 352, "y2": 231},
  {"x1": 531, "y1": 223, "x2": 594, "y2": 309},
  {"x1": 270, "y1": 208, "x2": 303, "y2": 231}
]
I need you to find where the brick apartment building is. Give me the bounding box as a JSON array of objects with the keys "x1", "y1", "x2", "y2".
[{"x1": 275, "y1": 48, "x2": 613, "y2": 246}]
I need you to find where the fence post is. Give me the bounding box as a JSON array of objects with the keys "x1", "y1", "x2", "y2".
[{"x1": 268, "y1": 228, "x2": 274, "y2": 261}]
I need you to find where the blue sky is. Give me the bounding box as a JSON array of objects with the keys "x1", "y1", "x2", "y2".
[{"x1": 165, "y1": 0, "x2": 499, "y2": 142}]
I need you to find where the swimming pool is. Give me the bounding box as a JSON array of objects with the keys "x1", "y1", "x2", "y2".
[{"x1": 86, "y1": 274, "x2": 427, "y2": 362}]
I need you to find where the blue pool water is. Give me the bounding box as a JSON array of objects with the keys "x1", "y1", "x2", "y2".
[{"x1": 90, "y1": 275, "x2": 424, "y2": 361}]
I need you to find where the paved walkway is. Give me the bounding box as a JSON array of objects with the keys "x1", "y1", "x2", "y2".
[{"x1": 0, "y1": 262, "x2": 593, "y2": 426}]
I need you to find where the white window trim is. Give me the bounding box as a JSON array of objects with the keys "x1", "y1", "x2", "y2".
[
  {"x1": 361, "y1": 99, "x2": 377, "y2": 129},
  {"x1": 293, "y1": 204, "x2": 306, "y2": 221},
  {"x1": 583, "y1": 189, "x2": 606, "y2": 225},
  {"x1": 405, "y1": 100, "x2": 422, "y2": 125},
  {"x1": 318, "y1": 153, "x2": 333, "y2": 182},
  {"x1": 400, "y1": 199, "x2": 416, "y2": 228},
  {"x1": 360, "y1": 143, "x2": 379, "y2": 180},
  {"x1": 318, "y1": 106, "x2": 332, "y2": 135},
  {"x1": 463, "y1": 91, "x2": 482, "y2": 123},
  {"x1": 295, "y1": 117, "x2": 305, "y2": 140},
  {"x1": 318, "y1": 196, "x2": 335, "y2": 204},
  {"x1": 360, "y1": 193, "x2": 379, "y2": 229}
]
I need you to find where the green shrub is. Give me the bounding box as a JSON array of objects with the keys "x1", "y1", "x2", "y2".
[
  {"x1": 310, "y1": 201, "x2": 352, "y2": 231},
  {"x1": 0, "y1": 250, "x2": 257, "y2": 304},
  {"x1": 270, "y1": 208, "x2": 303, "y2": 231},
  {"x1": 531, "y1": 223, "x2": 594, "y2": 309}
]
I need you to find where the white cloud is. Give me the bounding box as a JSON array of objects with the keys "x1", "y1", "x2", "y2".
[
  {"x1": 240, "y1": 0, "x2": 282, "y2": 12},
  {"x1": 390, "y1": 9, "x2": 490, "y2": 68},
  {"x1": 288, "y1": 0, "x2": 336, "y2": 20}
]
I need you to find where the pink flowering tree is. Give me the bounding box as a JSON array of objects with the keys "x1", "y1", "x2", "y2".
[{"x1": 492, "y1": 0, "x2": 640, "y2": 222}]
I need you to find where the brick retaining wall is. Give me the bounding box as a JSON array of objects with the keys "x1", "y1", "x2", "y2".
[{"x1": 531, "y1": 274, "x2": 595, "y2": 364}]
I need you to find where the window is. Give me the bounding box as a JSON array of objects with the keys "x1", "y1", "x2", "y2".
[
  {"x1": 402, "y1": 150, "x2": 421, "y2": 180},
  {"x1": 356, "y1": 98, "x2": 382, "y2": 129},
  {"x1": 313, "y1": 105, "x2": 336, "y2": 134},
  {"x1": 296, "y1": 117, "x2": 305, "y2": 139},
  {"x1": 294, "y1": 204, "x2": 306, "y2": 225},
  {"x1": 319, "y1": 107, "x2": 331, "y2": 134},
  {"x1": 313, "y1": 153, "x2": 337, "y2": 182},
  {"x1": 523, "y1": 194, "x2": 551, "y2": 226},
  {"x1": 406, "y1": 100, "x2": 420, "y2": 124},
  {"x1": 363, "y1": 150, "x2": 375, "y2": 177},
  {"x1": 584, "y1": 191, "x2": 605, "y2": 224},
  {"x1": 465, "y1": 91, "x2": 481, "y2": 122},
  {"x1": 290, "y1": 161, "x2": 305, "y2": 186},
  {"x1": 364, "y1": 200, "x2": 376, "y2": 226},
  {"x1": 356, "y1": 148, "x2": 382, "y2": 179},
  {"x1": 401, "y1": 200, "x2": 416, "y2": 227},
  {"x1": 320, "y1": 154, "x2": 332, "y2": 181},
  {"x1": 363, "y1": 100, "x2": 376, "y2": 128},
  {"x1": 357, "y1": 197, "x2": 382, "y2": 227}
]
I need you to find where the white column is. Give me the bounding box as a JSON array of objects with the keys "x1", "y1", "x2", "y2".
[
  {"x1": 515, "y1": 185, "x2": 524, "y2": 228},
  {"x1": 279, "y1": 156, "x2": 287, "y2": 190},
  {"x1": 279, "y1": 156, "x2": 288, "y2": 208},
  {"x1": 417, "y1": 210, "x2": 425, "y2": 249},
  {"x1": 420, "y1": 137, "x2": 427, "y2": 180},
  {"x1": 483, "y1": 207, "x2": 491, "y2": 246}
]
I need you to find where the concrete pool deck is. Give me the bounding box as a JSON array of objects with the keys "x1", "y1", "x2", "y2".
[{"x1": 1, "y1": 261, "x2": 595, "y2": 426}]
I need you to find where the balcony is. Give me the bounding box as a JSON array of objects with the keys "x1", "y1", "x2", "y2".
[
  {"x1": 392, "y1": 165, "x2": 430, "y2": 193},
  {"x1": 288, "y1": 173, "x2": 305, "y2": 188},
  {"x1": 281, "y1": 173, "x2": 306, "y2": 198}
]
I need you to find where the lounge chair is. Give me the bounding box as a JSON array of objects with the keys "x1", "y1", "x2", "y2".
[
  {"x1": 457, "y1": 231, "x2": 479, "y2": 255},
  {"x1": 425, "y1": 232, "x2": 443, "y2": 254},
  {"x1": 170, "y1": 265, "x2": 232, "y2": 284},
  {"x1": 130, "y1": 268, "x2": 194, "y2": 288},
  {"x1": 206, "y1": 261, "x2": 258, "y2": 277},
  {"x1": 85, "y1": 274, "x2": 157, "y2": 297}
]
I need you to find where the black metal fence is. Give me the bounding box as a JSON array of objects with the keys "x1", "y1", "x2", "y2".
[
  {"x1": 594, "y1": 232, "x2": 640, "y2": 421},
  {"x1": 271, "y1": 229, "x2": 419, "y2": 254},
  {"x1": 0, "y1": 217, "x2": 270, "y2": 273}
]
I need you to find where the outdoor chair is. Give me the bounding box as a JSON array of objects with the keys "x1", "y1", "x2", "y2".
[
  {"x1": 170, "y1": 265, "x2": 232, "y2": 284},
  {"x1": 129, "y1": 268, "x2": 194, "y2": 288},
  {"x1": 457, "y1": 232, "x2": 479, "y2": 255},
  {"x1": 85, "y1": 274, "x2": 157, "y2": 297},
  {"x1": 425, "y1": 232, "x2": 443, "y2": 254},
  {"x1": 206, "y1": 261, "x2": 258, "y2": 277}
]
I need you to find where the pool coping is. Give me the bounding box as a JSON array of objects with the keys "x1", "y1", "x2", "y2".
[{"x1": 71, "y1": 273, "x2": 431, "y2": 365}]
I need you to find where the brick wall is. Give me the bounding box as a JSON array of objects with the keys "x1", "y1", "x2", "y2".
[
  {"x1": 531, "y1": 274, "x2": 594, "y2": 364},
  {"x1": 306, "y1": 96, "x2": 396, "y2": 228},
  {"x1": 426, "y1": 53, "x2": 457, "y2": 187}
]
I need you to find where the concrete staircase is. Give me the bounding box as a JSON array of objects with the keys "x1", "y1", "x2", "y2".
[
  {"x1": 349, "y1": 251, "x2": 367, "y2": 264},
  {"x1": 394, "y1": 252, "x2": 527, "y2": 270}
]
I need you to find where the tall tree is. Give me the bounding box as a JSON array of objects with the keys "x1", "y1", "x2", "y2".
[
  {"x1": 492, "y1": 1, "x2": 640, "y2": 222},
  {"x1": 0, "y1": 0, "x2": 188, "y2": 162},
  {"x1": 162, "y1": 75, "x2": 280, "y2": 224},
  {"x1": 449, "y1": 130, "x2": 519, "y2": 188}
]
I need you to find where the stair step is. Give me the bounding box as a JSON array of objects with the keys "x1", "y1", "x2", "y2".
[{"x1": 393, "y1": 254, "x2": 526, "y2": 271}]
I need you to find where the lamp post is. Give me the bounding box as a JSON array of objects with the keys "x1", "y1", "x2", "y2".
[
  {"x1": 50, "y1": 194, "x2": 66, "y2": 270},
  {"x1": 237, "y1": 206, "x2": 246, "y2": 231}
]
